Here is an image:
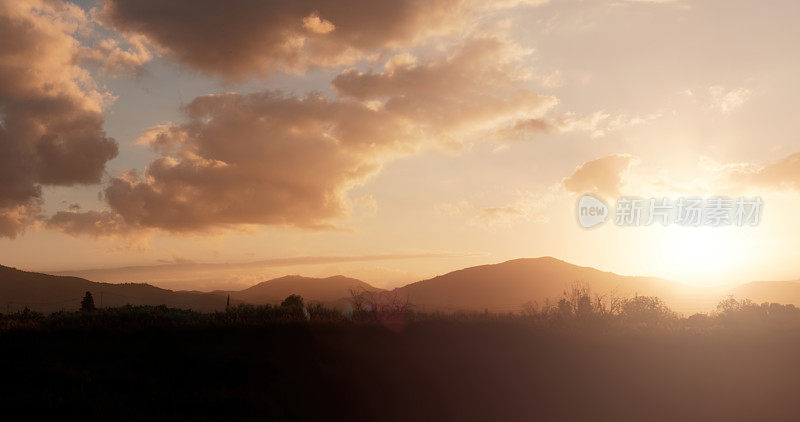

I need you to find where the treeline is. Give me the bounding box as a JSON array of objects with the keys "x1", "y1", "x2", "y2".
[{"x1": 2, "y1": 286, "x2": 800, "y2": 332}]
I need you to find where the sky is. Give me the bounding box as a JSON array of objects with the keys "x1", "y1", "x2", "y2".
[{"x1": 1, "y1": 0, "x2": 799, "y2": 290}]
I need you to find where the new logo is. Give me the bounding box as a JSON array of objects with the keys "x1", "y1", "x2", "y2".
[{"x1": 577, "y1": 194, "x2": 608, "y2": 228}]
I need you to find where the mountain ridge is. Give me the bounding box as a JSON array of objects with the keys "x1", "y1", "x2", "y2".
[
  {"x1": 5, "y1": 258, "x2": 800, "y2": 314},
  {"x1": 231, "y1": 274, "x2": 382, "y2": 304},
  {"x1": 393, "y1": 256, "x2": 701, "y2": 313},
  {"x1": 0, "y1": 264, "x2": 228, "y2": 313},
  {"x1": 732, "y1": 280, "x2": 800, "y2": 306},
  {"x1": 0, "y1": 266, "x2": 384, "y2": 313}
]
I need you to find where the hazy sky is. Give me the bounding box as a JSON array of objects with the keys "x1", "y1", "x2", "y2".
[{"x1": 2, "y1": 0, "x2": 799, "y2": 289}]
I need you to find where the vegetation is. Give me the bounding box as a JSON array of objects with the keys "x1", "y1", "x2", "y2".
[
  {"x1": 80, "y1": 291, "x2": 95, "y2": 312},
  {"x1": 4, "y1": 287, "x2": 800, "y2": 419},
  {"x1": 2, "y1": 285, "x2": 800, "y2": 332}
]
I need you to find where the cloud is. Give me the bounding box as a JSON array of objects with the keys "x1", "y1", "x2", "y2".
[
  {"x1": 94, "y1": 0, "x2": 553, "y2": 80},
  {"x1": 709, "y1": 86, "x2": 751, "y2": 114},
  {"x1": 301, "y1": 12, "x2": 335, "y2": 35},
  {"x1": 332, "y1": 37, "x2": 557, "y2": 144},
  {"x1": 433, "y1": 201, "x2": 471, "y2": 217},
  {"x1": 95, "y1": 0, "x2": 482, "y2": 80},
  {"x1": 436, "y1": 192, "x2": 552, "y2": 229},
  {"x1": 478, "y1": 206, "x2": 530, "y2": 227},
  {"x1": 104, "y1": 92, "x2": 401, "y2": 233},
  {"x1": 48, "y1": 91, "x2": 409, "y2": 235},
  {"x1": 477, "y1": 192, "x2": 552, "y2": 227},
  {"x1": 721, "y1": 152, "x2": 800, "y2": 191},
  {"x1": 52, "y1": 37, "x2": 557, "y2": 236},
  {"x1": 46, "y1": 210, "x2": 134, "y2": 238},
  {"x1": 0, "y1": 205, "x2": 39, "y2": 239},
  {"x1": 496, "y1": 110, "x2": 662, "y2": 141},
  {"x1": 353, "y1": 194, "x2": 379, "y2": 217},
  {"x1": 479, "y1": 206, "x2": 523, "y2": 219},
  {"x1": 0, "y1": 0, "x2": 118, "y2": 238},
  {"x1": 556, "y1": 111, "x2": 662, "y2": 138},
  {"x1": 562, "y1": 154, "x2": 637, "y2": 198},
  {"x1": 494, "y1": 118, "x2": 554, "y2": 141},
  {"x1": 616, "y1": 0, "x2": 687, "y2": 4},
  {"x1": 536, "y1": 69, "x2": 566, "y2": 89},
  {"x1": 51, "y1": 252, "x2": 466, "y2": 290},
  {"x1": 556, "y1": 111, "x2": 612, "y2": 137},
  {"x1": 78, "y1": 33, "x2": 153, "y2": 76}
]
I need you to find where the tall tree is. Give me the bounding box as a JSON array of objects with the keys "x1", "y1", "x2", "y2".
[{"x1": 81, "y1": 291, "x2": 96, "y2": 312}]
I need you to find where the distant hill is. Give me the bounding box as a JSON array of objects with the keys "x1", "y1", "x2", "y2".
[
  {"x1": 395, "y1": 257, "x2": 709, "y2": 313},
  {"x1": 0, "y1": 265, "x2": 227, "y2": 313},
  {"x1": 2, "y1": 258, "x2": 749, "y2": 315},
  {"x1": 1, "y1": 265, "x2": 382, "y2": 313},
  {"x1": 732, "y1": 280, "x2": 800, "y2": 306},
  {"x1": 231, "y1": 275, "x2": 382, "y2": 305}
]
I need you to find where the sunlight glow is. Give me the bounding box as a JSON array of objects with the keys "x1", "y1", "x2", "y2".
[{"x1": 657, "y1": 226, "x2": 749, "y2": 285}]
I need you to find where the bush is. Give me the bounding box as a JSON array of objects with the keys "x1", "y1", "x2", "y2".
[
  {"x1": 714, "y1": 296, "x2": 800, "y2": 328},
  {"x1": 619, "y1": 296, "x2": 676, "y2": 326}
]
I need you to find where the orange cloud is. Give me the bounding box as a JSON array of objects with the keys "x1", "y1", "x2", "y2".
[
  {"x1": 52, "y1": 37, "x2": 557, "y2": 236},
  {"x1": 100, "y1": 92, "x2": 404, "y2": 233},
  {"x1": 562, "y1": 154, "x2": 636, "y2": 198},
  {"x1": 723, "y1": 152, "x2": 800, "y2": 191},
  {"x1": 332, "y1": 37, "x2": 556, "y2": 143},
  {"x1": 495, "y1": 118, "x2": 554, "y2": 141},
  {"x1": 47, "y1": 210, "x2": 133, "y2": 238},
  {"x1": 79, "y1": 33, "x2": 153, "y2": 77}
]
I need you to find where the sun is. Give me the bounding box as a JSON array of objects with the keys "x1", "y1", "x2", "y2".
[{"x1": 655, "y1": 225, "x2": 749, "y2": 285}]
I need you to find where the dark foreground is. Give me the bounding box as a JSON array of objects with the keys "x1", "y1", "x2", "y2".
[{"x1": 3, "y1": 311, "x2": 800, "y2": 421}]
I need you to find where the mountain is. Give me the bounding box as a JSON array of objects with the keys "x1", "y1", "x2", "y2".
[
  {"x1": 0, "y1": 265, "x2": 228, "y2": 313},
  {"x1": 395, "y1": 257, "x2": 710, "y2": 314},
  {"x1": 2, "y1": 258, "x2": 739, "y2": 315},
  {"x1": 732, "y1": 280, "x2": 800, "y2": 306},
  {"x1": 231, "y1": 275, "x2": 382, "y2": 305},
  {"x1": 1, "y1": 265, "x2": 382, "y2": 313}
]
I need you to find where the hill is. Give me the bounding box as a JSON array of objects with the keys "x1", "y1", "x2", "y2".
[
  {"x1": 395, "y1": 257, "x2": 709, "y2": 313},
  {"x1": 1, "y1": 266, "x2": 383, "y2": 313},
  {"x1": 231, "y1": 275, "x2": 382, "y2": 305},
  {"x1": 732, "y1": 280, "x2": 800, "y2": 306},
  {"x1": 2, "y1": 258, "x2": 745, "y2": 314},
  {"x1": 0, "y1": 265, "x2": 227, "y2": 313}
]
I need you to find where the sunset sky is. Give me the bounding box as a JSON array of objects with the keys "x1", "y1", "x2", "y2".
[{"x1": 2, "y1": 0, "x2": 799, "y2": 290}]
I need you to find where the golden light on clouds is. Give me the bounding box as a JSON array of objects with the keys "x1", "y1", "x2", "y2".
[{"x1": 0, "y1": 0, "x2": 799, "y2": 292}]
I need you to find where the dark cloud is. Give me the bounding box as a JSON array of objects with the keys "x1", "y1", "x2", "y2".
[
  {"x1": 0, "y1": 0, "x2": 118, "y2": 238},
  {"x1": 97, "y1": 0, "x2": 472, "y2": 79}
]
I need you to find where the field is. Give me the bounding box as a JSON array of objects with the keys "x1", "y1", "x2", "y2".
[{"x1": 3, "y1": 293, "x2": 800, "y2": 420}]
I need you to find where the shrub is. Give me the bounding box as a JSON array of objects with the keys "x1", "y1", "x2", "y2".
[{"x1": 619, "y1": 296, "x2": 677, "y2": 326}]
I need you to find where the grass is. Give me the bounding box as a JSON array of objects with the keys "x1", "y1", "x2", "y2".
[{"x1": 3, "y1": 288, "x2": 800, "y2": 420}]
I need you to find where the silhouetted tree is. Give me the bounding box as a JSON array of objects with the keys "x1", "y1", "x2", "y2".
[
  {"x1": 279, "y1": 294, "x2": 305, "y2": 319},
  {"x1": 549, "y1": 283, "x2": 611, "y2": 321},
  {"x1": 619, "y1": 296, "x2": 676, "y2": 325},
  {"x1": 280, "y1": 294, "x2": 303, "y2": 309},
  {"x1": 348, "y1": 288, "x2": 376, "y2": 319},
  {"x1": 81, "y1": 291, "x2": 96, "y2": 312}
]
